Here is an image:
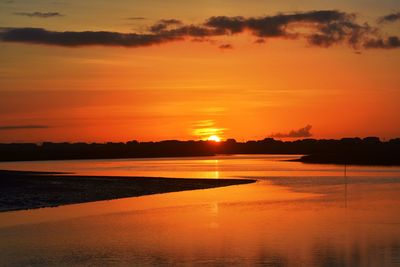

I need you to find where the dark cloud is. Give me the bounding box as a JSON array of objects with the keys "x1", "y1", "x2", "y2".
[
  {"x1": 364, "y1": 36, "x2": 400, "y2": 49},
  {"x1": 307, "y1": 21, "x2": 375, "y2": 48},
  {"x1": 159, "y1": 19, "x2": 182, "y2": 25},
  {"x1": 219, "y1": 44, "x2": 233, "y2": 49},
  {"x1": 0, "y1": 27, "x2": 178, "y2": 47},
  {"x1": 0, "y1": 24, "x2": 224, "y2": 47},
  {"x1": 378, "y1": 12, "x2": 400, "y2": 23},
  {"x1": 150, "y1": 24, "x2": 224, "y2": 38},
  {"x1": 204, "y1": 10, "x2": 375, "y2": 48},
  {"x1": 206, "y1": 10, "x2": 352, "y2": 37},
  {"x1": 13, "y1": 12, "x2": 63, "y2": 18},
  {"x1": 254, "y1": 38, "x2": 266, "y2": 44},
  {"x1": 0, "y1": 125, "x2": 49, "y2": 130},
  {"x1": 270, "y1": 125, "x2": 312, "y2": 138},
  {"x1": 1, "y1": 10, "x2": 399, "y2": 50}
]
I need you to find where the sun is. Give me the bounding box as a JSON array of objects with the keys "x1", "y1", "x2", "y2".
[{"x1": 207, "y1": 135, "x2": 221, "y2": 142}]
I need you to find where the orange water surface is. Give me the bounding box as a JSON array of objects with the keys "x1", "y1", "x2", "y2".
[{"x1": 0, "y1": 155, "x2": 399, "y2": 266}]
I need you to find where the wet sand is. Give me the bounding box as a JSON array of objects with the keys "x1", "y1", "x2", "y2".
[{"x1": 0, "y1": 170, "x2": 255, "y2": 212}]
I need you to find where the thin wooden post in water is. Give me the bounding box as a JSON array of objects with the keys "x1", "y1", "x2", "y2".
[{"x1": 344, "y1": 162, "x2": 348, "y2": 209}]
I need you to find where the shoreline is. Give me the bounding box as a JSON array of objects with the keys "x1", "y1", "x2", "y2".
[
  {"x1": 0, "y1": 170, "x2": 255, "y2": 213},
  {"x1": 295, "y1": 153, "x2": 400, "y2": 166}
]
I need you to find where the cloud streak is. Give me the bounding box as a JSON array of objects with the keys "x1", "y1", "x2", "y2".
[
  {"x1": 0, "y1": 28, "x2": 178, "y2": 47},
  {"x1": 1, "y1": 10, "x2": 399, "y2": 50},
  {"x1": 270, "y1": 125, "x2": 312, "y2": 138},
  {"x1": 0, "y1": 125, "x2": 49, "y2": 131},
  {"x1": 149, "y1": 19, "x2": 183, "y2": 33},
  {"x1": 13, "y1": 12, "x2": 63, "y2": 18},
  {"x1": 127, "y1": 17, "x2": 146, "y2": 20},
  {"x1": 378, "y1": 12, "x2": 400, "y2": 23},
  {"x1": 219, "y1": 44, "x2": 233, "y2": 49}
]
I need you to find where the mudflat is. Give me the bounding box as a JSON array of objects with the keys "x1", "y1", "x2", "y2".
[{"x1": 0, "y1": 170, "x2": 255, "y2": 212}]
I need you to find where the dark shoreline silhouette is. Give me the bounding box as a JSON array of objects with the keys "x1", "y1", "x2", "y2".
[
  {"x1": 0, "y1": 170, "x2": 255, "y2": 212},
  {"x1": 295, "y1": 152, "x2": 400, "y2": 166},
  {"x1": 0, "y1": 137, "x2": 399, "y2": 165}
]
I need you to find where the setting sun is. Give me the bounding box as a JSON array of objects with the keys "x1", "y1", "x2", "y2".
[{"x1": 207, "y1": 135, "x2": 221, "y2": 142}]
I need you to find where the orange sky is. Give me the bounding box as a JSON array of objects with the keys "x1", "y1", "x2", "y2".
[{"x1": 0, "y1": 1, "x2": 399, "y2": 142}]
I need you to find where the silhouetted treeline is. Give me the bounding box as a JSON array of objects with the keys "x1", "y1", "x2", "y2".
[
  {"x1": 0, "y1": 137, "x2": 399, "y2": 165},
  {"x1": 0, "y1": 140, "x2": 214, "y2": 161}
]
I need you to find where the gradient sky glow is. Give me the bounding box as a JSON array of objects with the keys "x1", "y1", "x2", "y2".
[{"x1": 0, "y1": 0, "x2": 399, "y2": 142}]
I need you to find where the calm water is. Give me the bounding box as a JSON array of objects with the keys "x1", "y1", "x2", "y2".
[{"x1": 1, "y1": 155, "x2": 400, "y2": 266}]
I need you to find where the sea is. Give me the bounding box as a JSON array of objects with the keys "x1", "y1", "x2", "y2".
[{"x1": 0, "y1": 155, "x2": 399, "y2": 266}]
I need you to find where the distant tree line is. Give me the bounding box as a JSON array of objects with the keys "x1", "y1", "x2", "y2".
[{"x1": 0, "y1": 137, "x2": 399, "y2": 165}]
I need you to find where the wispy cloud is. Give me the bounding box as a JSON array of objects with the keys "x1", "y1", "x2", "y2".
[
  {"x1": 192, "y1": 120, "x2": 226, "y2": 139},
  {"x1": 270, "y1": 125, "x2": 312, "y2": 138},
  {"x1": 1, "y1": 10, "x2": 399, "y2": 50},
  {"x1": 149, "y1": 19, "x2": 183, "y2": 32},
  {"x1": 13, "y1": 12, "x2": 63, "y2": 18},
  {"x1": 127, "y1": 17, "x2": 146, "y2": 20},
  {"x1": 0, "y1": 125, "x2": 49, "y2": 130}
]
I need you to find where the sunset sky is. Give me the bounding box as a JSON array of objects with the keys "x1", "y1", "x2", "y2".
[{"x1": 0, "y1": 0, "x2": 399, "y2": 142}]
